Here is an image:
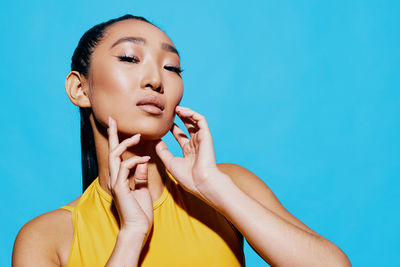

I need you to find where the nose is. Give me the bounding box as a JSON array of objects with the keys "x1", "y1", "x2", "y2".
[{"x1": 140, "y1": 61, "x2": 163, "y2": 93}]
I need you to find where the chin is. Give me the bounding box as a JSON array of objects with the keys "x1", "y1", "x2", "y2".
[{"x1": 117, "y1": 118, "x2": 173, "y2": 141}]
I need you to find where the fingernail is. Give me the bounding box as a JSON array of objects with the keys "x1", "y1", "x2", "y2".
[
  {"x1": 108, "y1": 116, "x2": 111, "y2": 125},
  {"x1": 132, "y1": 133, "x2": 141, "y2": 139},
  {"x1": 143, "y1": 156, "x2": 151, "y2": 160}
]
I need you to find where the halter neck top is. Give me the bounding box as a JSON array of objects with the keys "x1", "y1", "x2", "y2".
[{"x1": 59, "y1": 168, "x2": 245, "y2": 266}]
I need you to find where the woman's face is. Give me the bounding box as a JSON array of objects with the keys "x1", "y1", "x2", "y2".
[{"x1": 86, "y1": 19, "x2": 183, "y2": 140}]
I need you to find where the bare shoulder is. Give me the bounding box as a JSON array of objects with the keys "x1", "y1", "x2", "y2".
[
  {"x1": 216, "y1": 163, "x2": 323, "y2": 238},
  {"x1": 216, "y1": 162, "x2": 282, "y2": 211},
  {"x1": 12, "y1": 196, "x2": 81, "y2": 266},
  {"x1": 216, "y1": 162, "x2": 272, "y2": 194}
]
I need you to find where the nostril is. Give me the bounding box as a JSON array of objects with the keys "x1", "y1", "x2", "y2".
[{"x1": 144, "y1": 83, "x2": 163, "y2": 93}]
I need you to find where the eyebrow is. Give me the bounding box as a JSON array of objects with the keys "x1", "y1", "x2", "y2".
[{"x1": 110, "y1": 36, "x2": 180, "y2": 58}]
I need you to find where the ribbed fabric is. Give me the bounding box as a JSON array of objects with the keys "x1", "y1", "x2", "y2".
[{"x1": 59, "y1": 168, "x2": 245, "y2": 266}]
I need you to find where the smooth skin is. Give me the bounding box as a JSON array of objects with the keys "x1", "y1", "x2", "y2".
[{"x1": 12, "y1": 19, "x2": 351, "y2": 266}]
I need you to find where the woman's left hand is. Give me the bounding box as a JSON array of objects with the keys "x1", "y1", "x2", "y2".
[{"x1": 155, "y1": 106, "x2": 221, "y2": 200}]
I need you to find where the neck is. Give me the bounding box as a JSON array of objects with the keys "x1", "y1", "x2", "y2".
[{"x1": 89, "y1": 113, "x2": 167, "y2": 201}]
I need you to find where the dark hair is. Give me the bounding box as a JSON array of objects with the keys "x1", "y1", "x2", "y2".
[{"x1": 70, "y1": 14, "x2": 153, "y2": 193}]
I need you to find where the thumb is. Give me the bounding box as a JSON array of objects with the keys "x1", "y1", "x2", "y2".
[
  {"x1": 133, "y1": 162, "x2": 149, "y2": 189},
  {"x1": 155, "y1": 139, "x2": 174, "y2": 170}
]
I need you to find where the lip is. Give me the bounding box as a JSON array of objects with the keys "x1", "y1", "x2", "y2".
[
  {"x1": 137, "y1": 104, "x2": 163, "y2": 115},
  {"x1": 136, "y1": 95, "x2": 165, "y2": 115}
]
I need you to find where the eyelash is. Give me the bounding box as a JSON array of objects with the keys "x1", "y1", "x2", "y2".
[{"x1": 117, "y1": 55, "x2": 183, "y2": 76}]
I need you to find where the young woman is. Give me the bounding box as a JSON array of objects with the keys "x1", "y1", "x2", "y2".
[{"x1": 12, "y1": 14, "x2": 351, "y2": 267}]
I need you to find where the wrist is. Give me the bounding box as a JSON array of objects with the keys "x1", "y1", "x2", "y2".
[
  {"x1": 118, "y1": 228, "x2": 147, "y2": 243},
  {"x1": 106, "y1": 228, "x2": 148, "y2": 266},
  {"x1": 201, "y1": 169, "x2": 231, "y2": 190},
  {"x1": 197, "y1": 171, "x2": 233, "y2": 206}
]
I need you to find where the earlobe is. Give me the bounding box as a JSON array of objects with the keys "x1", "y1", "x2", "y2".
[{"x1": 64, "y1": 71, "x2": 91, "y2": 108}]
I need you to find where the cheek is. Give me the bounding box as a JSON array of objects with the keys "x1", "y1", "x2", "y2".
[
  {"x1": 168, "y1": 79, "x2": 184, "y2": 106},
  {"x1": 89, "y1": 62, "x2": 140, "y2": 123},
  {"x1": 156, "y1": 81, "x2": 183, "y2": 134},
  {"x1": 93, "y1": 60, "x2": 138, "y2": 95},
  {"x1": 166, "y1": 83, "x2": 183, "y2": 118}
]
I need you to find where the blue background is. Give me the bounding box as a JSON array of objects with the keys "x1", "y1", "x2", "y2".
[{"x1": 1, "y1": 0, "x2": 399, "y2": 266}]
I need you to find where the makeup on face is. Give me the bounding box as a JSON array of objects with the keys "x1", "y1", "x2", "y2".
[
  {"x1": 88, "y1": 20, "x2": 184, "y2": 138},
  {"x1": 136, "y1": 104, "x2": 163, "y2": 115},
  {"x1": 136, "y1": 94, "x2": 165, "y2": 115}
]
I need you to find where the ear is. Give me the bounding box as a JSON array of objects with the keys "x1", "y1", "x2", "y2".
[{"x1": 64, "y1": 71, "x2": 91, "y2": 108}]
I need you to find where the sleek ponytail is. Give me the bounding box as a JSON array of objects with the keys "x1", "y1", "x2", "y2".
[{"x1": 70, "y1": 14, "x2": 153, "y2": 192}]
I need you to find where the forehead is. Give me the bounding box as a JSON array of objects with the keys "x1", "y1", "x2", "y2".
[{"x1": 100, "y1": 19, "x2": 174, "y2": 48}]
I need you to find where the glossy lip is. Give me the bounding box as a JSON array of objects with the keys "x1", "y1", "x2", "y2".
[
  {"x1": 137, "y1": 104, "x2": 163, "y2": 115},
  {"x1": 136, "y1": 95, "x2": 165, "y2": 111}
]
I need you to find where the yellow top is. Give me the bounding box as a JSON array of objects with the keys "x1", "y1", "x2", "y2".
[{"x1": 59, "y1": 169, "x2": 245, "y2": 266}]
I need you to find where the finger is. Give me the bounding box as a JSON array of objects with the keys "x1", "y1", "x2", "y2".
[
  {"x1": 179, "y1": 117, "x2": 198, "y2": 138},
  {"x1": 129, "y1": 162, "x2": 149, "y2": 190},
  {"x1": 154, "y1": 139, "x2": 175, "y2": 170},
  {"x1": 108, "y1": 116, "x2": 121, "y2": 183},
  {"x1": 132, "y1": 163, "x2": 149, "y2": 190},
  {"x1": 176, "y1": 106, "x2": 214, "y2": 151},
  {"x1": 170, "y1": 123, "x2": 190, "y2": 149},
  {"x1": 109, "y1": 134, "x2": 141, "y2": 187},
  {"x1": 116, "y1": 156, "x2": 151, "y2": 189},
  {"x1": 175, "y1": 106, "x2": 209, "y2": 131},
  {"x1": 134, "y1": 162, "x2": 148, "y2": 181},
  {"x1": 108, "y1": 116, "x2": 119, "y2": 150},
  {"x1": 110, "y1": 134, "x2": 141, "y2": 158},
  {"x1": 108, "y1": 156, "x2": 121, "y2": 189}
]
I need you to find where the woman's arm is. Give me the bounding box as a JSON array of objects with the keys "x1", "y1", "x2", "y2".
[
  {"x1": 198, "y1": 167, "x2": 352, "y2": 267},
  {"x1": 105, "y1": 229, "x2": 148, "y2": 267},
  {"x1": 155, "y1": 105, "x2": 351, "y2": 267},
  {"x1": 12, "y1": 213, "x2": 61, "y2": 267},
  {"x1": 104, "y1": 117, "x2": 155, "y2": 266}
]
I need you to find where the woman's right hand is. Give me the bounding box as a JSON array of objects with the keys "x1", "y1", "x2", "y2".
[{"x1": 107, "y1": 116, "x2": 154, "y2": 237}]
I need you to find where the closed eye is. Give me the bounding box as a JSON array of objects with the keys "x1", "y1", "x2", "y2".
[
  {"x1": 117, "y1": 55, "x2": 183, "y2": 77},
  {"x1": 164, "y1": 66, "x2": 183, "y2": 77},
  {"x1": 117, "y1": 55, "x2": 140, "y2": 63}
]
